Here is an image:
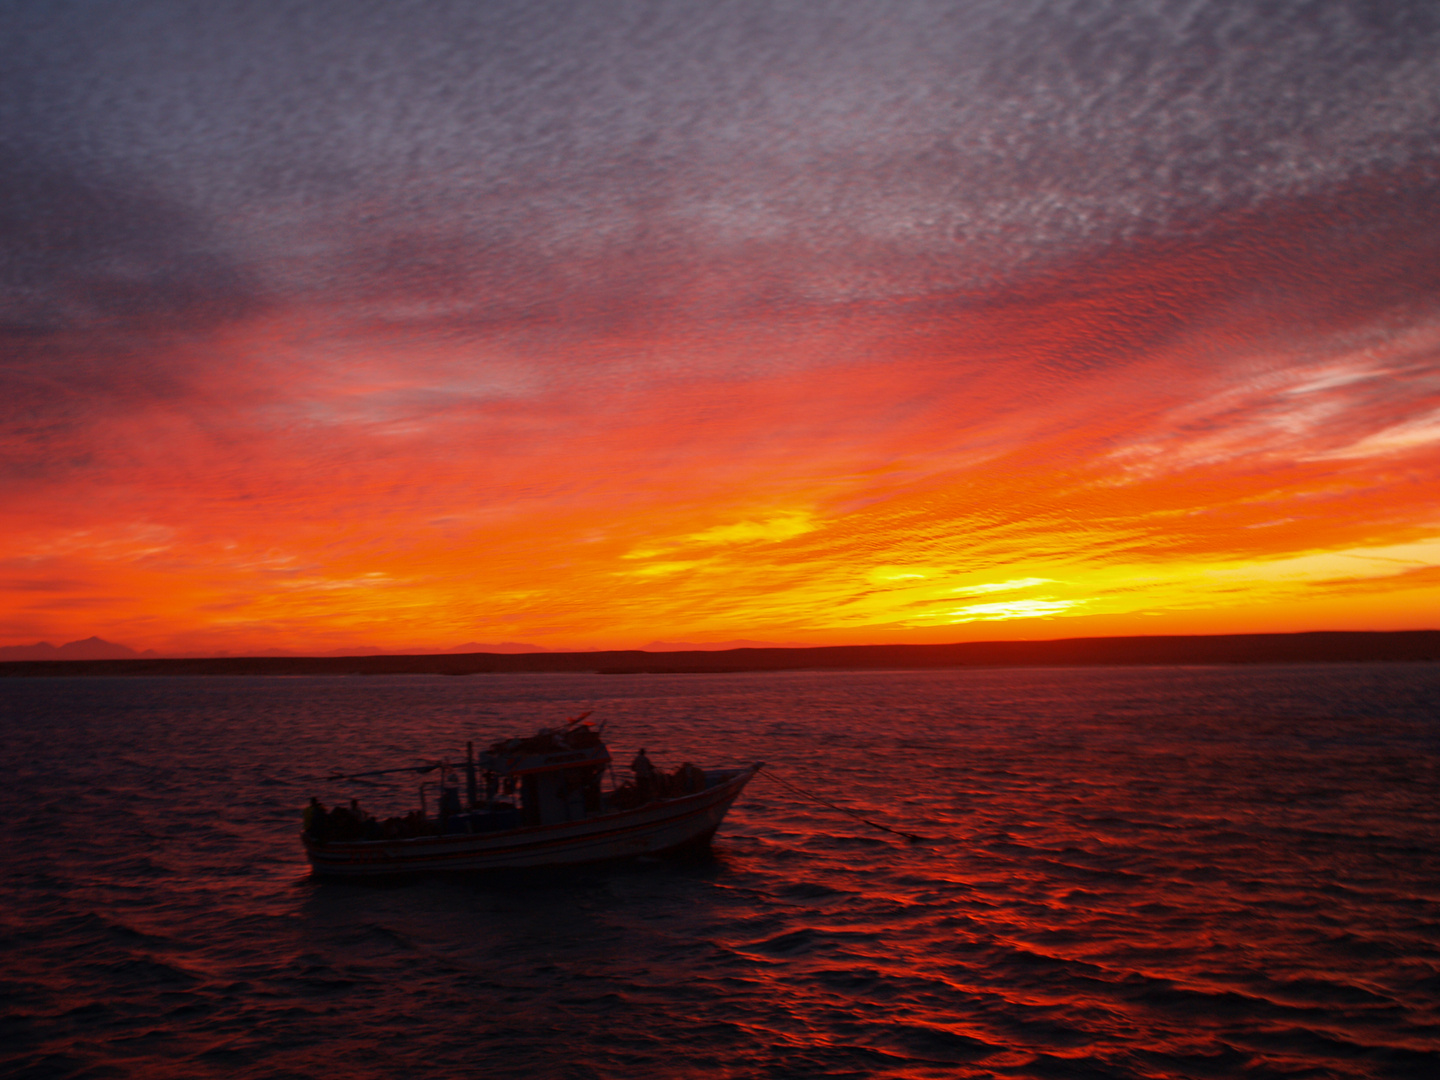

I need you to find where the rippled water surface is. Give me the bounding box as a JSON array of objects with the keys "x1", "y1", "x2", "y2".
[{"x1": 2, "y1": 665, "x2": 1438, "y2": 1079}]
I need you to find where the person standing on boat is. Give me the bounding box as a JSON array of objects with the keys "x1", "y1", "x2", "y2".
[
  {"x1": 631, "y1": 748, "x2": 659, "y2": 801},
  {"x1": 303, "y1": 797, "x2": 326, "y2": 838}
]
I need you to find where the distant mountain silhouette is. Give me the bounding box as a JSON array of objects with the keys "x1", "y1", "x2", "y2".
[
  {"x1": 6, "y1": 630, "x2": 1437, "y2": 676},
  {"x1": 643, "y1": 639, "x2": 795, "y2": 651},
  {"x1": 136, "y1": 642, "x2": 554, "y2": 659},
  {"x1": 0, "y1": 636, "x2": 150, "y2": 661},
  {"x1": 447, "y1": 642, "x2": 551, "y2": 654}
]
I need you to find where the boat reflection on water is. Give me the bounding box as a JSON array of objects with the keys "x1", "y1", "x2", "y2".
[{"x1": 301, "y1": 715, "x2": 762, "y2": 877}]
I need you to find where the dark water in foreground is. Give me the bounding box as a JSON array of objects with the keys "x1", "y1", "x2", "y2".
[{"x1": 1, "y1": 665, "x2": 1438, "y2": 1079}]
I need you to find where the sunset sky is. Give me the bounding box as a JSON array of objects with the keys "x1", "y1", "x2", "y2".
[{"x1": 3, "y1": 1, "x2": 1439, "y2": 655}]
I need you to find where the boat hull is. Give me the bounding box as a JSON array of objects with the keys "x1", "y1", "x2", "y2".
[{"x1": 302, "y1": 763, "x2": 761, "y2": 877}]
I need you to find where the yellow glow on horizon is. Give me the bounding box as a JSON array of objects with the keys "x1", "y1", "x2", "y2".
[
  {"x1": 4, "y1": 294, "x2": 1439, "y2": 656},
  {"x1": 926, "y1": 599, "x2": 1081, "y2": 623}
]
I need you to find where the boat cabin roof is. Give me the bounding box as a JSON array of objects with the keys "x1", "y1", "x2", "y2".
[{"x1": 478, "y1": 723, "x2": 611, "y2": 777}]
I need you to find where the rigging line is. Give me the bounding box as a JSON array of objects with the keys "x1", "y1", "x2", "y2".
[
  {"x1": 299, "y1": 764, "x2": 442, "y2": 783},
  {"x1": 761, "y1": 770, "x2": 927, "y2": 844}
]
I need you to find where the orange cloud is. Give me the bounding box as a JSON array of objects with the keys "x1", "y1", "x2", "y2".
[{"x1": 3, "y1": 179, "x2": 1439, "y2": 654}]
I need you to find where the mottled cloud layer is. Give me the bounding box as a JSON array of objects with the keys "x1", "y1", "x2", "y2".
[
  {"x1": 9, "y1": 1, "x2": 1440, "y2": 310},
  {"x1": 2, "y1": 1, "x2": 1439, "y2": 651}
]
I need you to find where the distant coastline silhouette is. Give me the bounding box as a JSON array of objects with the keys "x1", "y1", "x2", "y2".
[{"x1": 3, "y1": 630, "x2": 1435, "y2": 677}]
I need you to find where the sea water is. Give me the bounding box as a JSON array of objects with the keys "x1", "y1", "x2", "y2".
[{"x1": 1, "y1": 664, "x2": 1437, "y2": 1079}]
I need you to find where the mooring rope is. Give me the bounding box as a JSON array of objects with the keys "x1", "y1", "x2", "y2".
[{"x1": 761, "y1": 769, "x2": 927, "y2": 844}]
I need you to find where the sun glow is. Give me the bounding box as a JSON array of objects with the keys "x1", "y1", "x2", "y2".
[
  {"x1": 927, "y1": 599, "x2": 1081, "y2": 623},
  {"x1": 5, "y1": 191, "x2": 1440, "y2": 655}
]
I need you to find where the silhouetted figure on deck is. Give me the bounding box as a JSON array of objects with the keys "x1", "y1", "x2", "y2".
[
  {"x1": 631, "y1": 748, "x2": 659, "y2": 802},
  {"x1": 303, "y1": 797, "x2": 327, "y2": 838}
]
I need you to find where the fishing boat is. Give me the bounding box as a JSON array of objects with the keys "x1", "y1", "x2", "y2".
[{"x1": 300, "y1": 715, "x2": 762, "y2": 877}]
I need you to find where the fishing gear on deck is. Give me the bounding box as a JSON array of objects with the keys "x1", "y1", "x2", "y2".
[{"x1": 761, "y1": 770, "x2": 928, "y2": 844}]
